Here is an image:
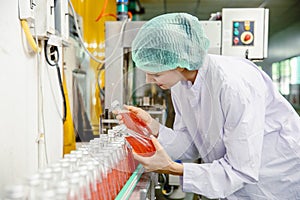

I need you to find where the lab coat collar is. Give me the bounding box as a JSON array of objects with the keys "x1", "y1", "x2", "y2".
[{"x1": 180, "y1": 54, "x2": 209, "y2": 92}]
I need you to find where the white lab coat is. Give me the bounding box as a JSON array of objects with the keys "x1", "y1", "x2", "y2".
[{"x1": 158, "y1": 54, "x2": 300, "y2": 199}]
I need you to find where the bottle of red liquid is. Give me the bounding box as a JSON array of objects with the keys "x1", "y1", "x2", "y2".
[{"x1": 111, "y1": 101, "x2": 156, "y2": 157}]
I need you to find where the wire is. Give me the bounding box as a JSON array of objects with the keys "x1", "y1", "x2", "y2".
[
  {"x1": 44, "y1": 40, "x2": 67, "y2": 122},
  {"x1": 32, "y1": 16, "x2": 49, "y2": 167},
  {"x1": 96, "y1": 63, "x2": 105, "y2": 112},
  {"x1": 55, "y1": 63, "x2": 67, "y2": 122},
  {"x1": 128, "y1": 11, "x2": 133, "y2": 20},
  {"x1": 44, "y1": 40, "x2": 59, "y2": 67},
  {"x1": 100, "y1": 13, "x2": 118, "y2": 20},
  {"x1": 95, "y1": 0, "x2": 117, "y2": 21},
  {"x1": 159, "y1": 173, "x2": 174, "y2": 196},
  {"x1": 44, "y1": 59, "x2": 65, "y2": 121},
  {"x1": 95, "y1": 0, "x2": 108, "y2": 21}
]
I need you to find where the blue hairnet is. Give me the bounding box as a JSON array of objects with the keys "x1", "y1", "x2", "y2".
[{"x1": 132, "y1": 13, "x2": 210, "y2": 73}]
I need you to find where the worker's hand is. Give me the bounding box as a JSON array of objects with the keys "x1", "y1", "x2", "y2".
[
  {"x1": 113, "y1": 105, "x2": 160, "y2": 136},
  {"x1": 133, "y1": 136, "x2": 183, "y2": 175}
]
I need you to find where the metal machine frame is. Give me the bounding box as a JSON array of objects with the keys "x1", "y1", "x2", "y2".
[{"x1": 105, "y1": 21, "x2": 146, "y2": 109}]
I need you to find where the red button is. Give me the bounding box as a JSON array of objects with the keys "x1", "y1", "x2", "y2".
[{"x1": 244, "y1": 34, "x2": 251, "y2": 41}]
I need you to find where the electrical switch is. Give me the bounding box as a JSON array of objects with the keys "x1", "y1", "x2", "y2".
[{"x1": 241, "y1": 31, "x2": 253, "y2": 44}]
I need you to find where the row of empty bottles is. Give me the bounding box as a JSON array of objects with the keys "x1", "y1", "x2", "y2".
[{"x1": 3, "y1": 126, "x2": 139, "y2": 200}]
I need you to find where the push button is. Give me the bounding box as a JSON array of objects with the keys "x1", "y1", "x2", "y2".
[
  {"x1": 241, "y1": 31, "x2": 254, "y2": 44},
  {"x1": 244, "y1": 21, "x2": 251, "y2": 31},
  {"x1": 234, "y1": 22, "x2": 240, "y2": 28},
  {"x1": 244, "y1": 33, "x2": 251, "y2": 41},
  {"x1": 233, "y1": 37, "x2": 239, "y2": 45},
  {"x1": 233, "y1": 29, "x2": 239, "y2": 36}
]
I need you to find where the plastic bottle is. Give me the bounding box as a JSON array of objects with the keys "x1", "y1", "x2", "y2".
[
  {"x1": 108, "y1": 129, "x2": 115, "y2": 143},
  {"x1": 111, "y1": 100, "x2": 156, "y2": 156}
]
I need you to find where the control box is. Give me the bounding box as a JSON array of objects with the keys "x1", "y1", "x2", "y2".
[
  {"x1": 222, "y1": 8, "x2": 269, "y2": 60},
  {"x1": 33, "y1": 0, "x2": 56, "y2": 38}
]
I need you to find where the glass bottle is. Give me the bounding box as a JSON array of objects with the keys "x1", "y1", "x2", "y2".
[{"x1": 111, "y1": 100, "x2": 156, "y2": 156}]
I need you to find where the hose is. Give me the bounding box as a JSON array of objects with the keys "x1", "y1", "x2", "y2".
[{"x1": 20, "y1": 19, "x2": 41, "y2": 53}]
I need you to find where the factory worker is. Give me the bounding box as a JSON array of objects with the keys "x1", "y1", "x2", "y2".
[{"x1": 115, "y1": 13, "x2": 300, "y2": 199}]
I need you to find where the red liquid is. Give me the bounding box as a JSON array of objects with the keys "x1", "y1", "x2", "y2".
[
  {"x1": 125, "y1": 136, "x2": 156, "y2": 157},
  {"x1": 126, "y1": 146, "x2": 135, "y2": 175},
  {"x1": 107, "y1": 171, "x2": 117, "y2": 199},
  {"x1": 89, "y1": 183, "x2": 98, "y2": 200},
  {"x1": 120, "y1": 112, "x2": 153, "y2": 137},
  {"x1": 121, "y1": 112, "x2": 156, "y2": 157},
  {"x1": 96, "y1": 181, "x2": 106, "y2": 200},
  {"x1": 116, "y1": 161, "x2": 125, "y2": 187},
  {"x1": 100, "y1": 176, "x2": 111, "y2": 200},
  {"x1": 112, "y1": 168, "x2": 121, "y2": 193}
]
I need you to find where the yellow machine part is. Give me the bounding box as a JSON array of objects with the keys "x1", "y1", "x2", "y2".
[
  {"x1": 71, "y1": 0, "x2": 116, "y2": 135},
  {"x1": 63, "y1": 71, "x2": 76, "y2": 154}
]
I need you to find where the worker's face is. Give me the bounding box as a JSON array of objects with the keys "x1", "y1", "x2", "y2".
[{"x1": 145, "y1": 68, "x2": 184, "y2": 89}]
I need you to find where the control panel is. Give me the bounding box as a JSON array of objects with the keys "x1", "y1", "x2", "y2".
[{"x1": 232, "y1": 21, "x2": 254, "y2": 46}]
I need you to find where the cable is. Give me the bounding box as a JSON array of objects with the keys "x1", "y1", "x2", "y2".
[
  {"x1": 44, "y1": 40, "x2": 67, "y2": 122},
  {"x1": 95, "y1": 0, "x2": 118, "y2": 21},
  {"x1": 44, "y1": 40, "x2": 59, "y2": 66},
  {"x1": 159, "y1": 173, "x2": 174, "y2": 196},
  {"x1": 20, "y1": 19, "x2": 41, "y2": 53},
  {"x1": 128, "y1": 11, "x2": 133, "y2": 20},
  {"x1": 99, "y1": 13, "x2": 117, "y2": 20},
  {"x1": 96, "y1": 63, "x2": 105, "y2": 112},
  {"x1": 44, "y1": 60, "x2": 65, "y2": 121},
  {"x1": 95, "y1": 0, "x2": 108, "y2": 21},
  {"x1": 32, "y1": 16, "x2": 49, "y2": 167},
  {"x1": 55, "y1": 63, "x2": 67, "y2": 122}
]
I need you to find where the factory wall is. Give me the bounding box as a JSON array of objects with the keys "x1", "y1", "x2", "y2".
[{"x1": 0, "y1": 0, "x2": 63, "y2": 195}]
